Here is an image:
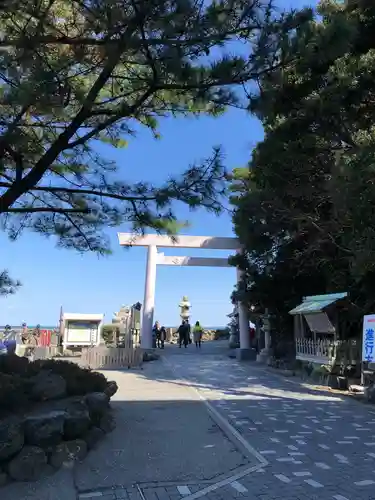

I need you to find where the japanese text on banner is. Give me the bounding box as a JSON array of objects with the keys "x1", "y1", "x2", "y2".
[{"x1": 362, "y1": 315, "x2": 375, "y2": 362}]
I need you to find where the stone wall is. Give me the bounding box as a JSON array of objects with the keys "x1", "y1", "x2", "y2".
[{"x1": 0, "y1": 365, "x2": 118, "y2": 485}]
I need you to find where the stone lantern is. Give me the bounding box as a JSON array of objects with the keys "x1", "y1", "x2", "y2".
[{"x1": 179, "y1": 296, "x2": 191, "y2": 323}]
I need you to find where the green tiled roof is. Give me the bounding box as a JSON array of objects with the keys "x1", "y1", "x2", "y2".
[{"x1": 289, "y1": 292, "x2": 348, "y2": 315}]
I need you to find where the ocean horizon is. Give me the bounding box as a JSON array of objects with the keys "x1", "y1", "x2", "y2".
[
  {"x1": 1, "y1": 324, "x2": 227, "y2": 330},
  {"x1": 0, "y1": 325, "x2": 58, "y2": 330}
]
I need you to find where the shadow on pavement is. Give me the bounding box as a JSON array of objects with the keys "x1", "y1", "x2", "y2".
[
  {"x1": 74, "y1": 398, "x2": 250, "y2": 493},
  {"x1": 4, "y1": 341, "x2": 374, "y2": 500}
]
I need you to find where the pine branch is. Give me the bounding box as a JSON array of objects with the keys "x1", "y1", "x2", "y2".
[{"x1": 7, "y1": 207, "x2": 89, "y2": 214}]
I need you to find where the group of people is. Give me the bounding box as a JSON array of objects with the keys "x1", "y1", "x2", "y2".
[
  {"x1": 152, "y1": 322, "x2": 167, "y2": 349},
  {"x1": 176, "y1": 320, "x2": 204, "y2": 348},
  {"x1": 152, "y1": 320, "x2": 204, "y2": 349}
]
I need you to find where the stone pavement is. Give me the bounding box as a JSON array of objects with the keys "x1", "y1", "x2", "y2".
[
  {"x1": 74, "y1": 350, "x2": 252, "y2": 499},
  {"x1": 161, "y1": 342, "x2": 375, "y2": 500},
  {"x1": 3, "y1": 341, "x2": 375, "y2": 500}
]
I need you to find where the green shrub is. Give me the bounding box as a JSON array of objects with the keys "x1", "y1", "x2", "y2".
[
  {"x1": 0, "y1": 357, "x2": 109, "y2": 416},
  {"x1": 101, "y1": 324, "x2": 119, "y2": 345},
  {"x1": 0, "y1": 354, "x2": 29, "y2": 375},
  {"x1": 0, "y1": 373, "x2": 31, "y2": 414},
  {"x1": 26, "y1": 359, "x2": 108, "y2": 395}
]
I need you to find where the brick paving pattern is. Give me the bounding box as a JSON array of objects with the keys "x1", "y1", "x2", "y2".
[
  {"x1": 165, "y1": 350, "x2": 375, "y2": 500},
  {"x1": 77, "y1": 343, "x2": 375, "y2": 500}
]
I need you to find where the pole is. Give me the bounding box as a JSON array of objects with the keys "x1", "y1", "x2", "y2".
[
  {"x1": 59, "y1": 305, "x2": 64, "y2": 347},
  {"x1": 141, "y1": 245, "x2": 157, "y2": 349}
]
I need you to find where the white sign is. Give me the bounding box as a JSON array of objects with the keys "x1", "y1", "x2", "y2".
[
  {"x1": 66, "y1": 321, "x2": 99, "y2": 345},
  {"x1": 362, "y1": 315, "x2": 375, "y2": 362},
  {"x1": 62, "y1": 313, "x2": 103, "y2": 348}
]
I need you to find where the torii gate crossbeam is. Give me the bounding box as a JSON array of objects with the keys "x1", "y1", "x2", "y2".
[{"x1": 118, "y1": 233, "x2": 250, "y2": 356}]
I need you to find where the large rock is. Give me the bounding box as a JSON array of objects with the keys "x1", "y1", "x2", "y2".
[
  {"x1": 49, "y1": 439, "x2": 88, "y2": 469},
  {"x1": 24, "y1": 410, "x2": 65, "y2": 447},
  {"x1": 30, "y1": 371, "x2": 67, "y2": 401},
  {"x1": 63, "y1": 400, "x2": 91, "y2": 440},
  {"x1": 143, "y1": 352, "x2": 159, "y2": 362},
  {"x1": 99, "y1": 412, "x2": 116, "y2": 434},
  {"x1": 26, "y1": 396, "x2": 91, "y2": 441},
  {"x1": 0, "y1": 416, "x2": 24, "y2": 461},
  {"x1": 104, "y1": 381, "x2": 118, "y2": 398},
  {"x1": 39, "y1": 395, "x2": 84, "y2": 413},
  {"x1": 85, "y1": 392, "x2": 109, "y2": 421},
  {"x1": 8, "y1": 446, "x2": 47, "y2": 481},
  {"x1": 84, "y1": 426, "x2": 105, "y2": 450}
]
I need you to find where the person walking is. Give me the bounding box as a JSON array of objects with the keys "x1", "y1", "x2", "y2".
[
  {"x1": 193, "y1": 321, "x2": 203, "y2": 348},
  {"x1": 185, "y1": 320, "x2": 192, "y2": 346},
  {"x1": 152, "y1": 321, "x2": 160, "y2": 348},
  {"x1": 177, "y1": 320, "x2": 189, "y2": 348},
  {"x1": 159, "y1": 326, "x2": 166, "y2": 349}
]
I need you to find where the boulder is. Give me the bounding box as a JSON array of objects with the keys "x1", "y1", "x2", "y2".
[
  {"x1": 49, "y1": 439, "x2": 88, "y2": 469},
  {"x1": 104, "y1": 381, "x2": 118, "y2": 398},
  {"x1": 30, "y1": 371, "x2": 67, "y2": 401},
  {"x1": 99, "y1": 412, "x2": 116, "y2": 434},
  {"x1": 24, "y1": 410, "x2": 65, "y2": 447},
  {"x1": 85, "y1": 392, "x2": 109, "y2": 421},
  {"x1": 8, "y1": 446, "x2": 47, "y2": 481},
  {"x1": 39, "y1": 395, "x2": 85, "y2": 412},
  {"x1": 84, "y1": 426, "x2": 105, "y2": 450},
  {"x1": 0, "y1": 416, "x2": 24, "y2": 461},
  {"x1": 143, "y1": 352, "x2": 159, "y2": 362},
  {"x1": 63, "y1": 400, "x2": 91, "y2": 440}
]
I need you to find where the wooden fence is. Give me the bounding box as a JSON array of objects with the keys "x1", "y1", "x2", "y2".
[
  {"x1": 15, "y1": 345, "x2": 59, "y2": 359},
  {"x1": 81, "y1": 333, "x2": 143, "y2": 370},
  {"x1": 295, "y1": 338, "x2": 360, "y2": 364}
]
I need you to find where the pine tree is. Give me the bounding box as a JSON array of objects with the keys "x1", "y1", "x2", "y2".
[
  {"x1": 231, "y1": 0, "x2": 375, "y2": 335},
  {"x1": 0, "y1": 270, "x2": 20, "y2": 296},
  {"x1": 0, "y1": 0, "x2": 304, "y2": 253}
]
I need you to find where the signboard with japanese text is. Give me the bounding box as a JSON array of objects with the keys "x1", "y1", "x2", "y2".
[
  {"x1": 66, "y1": 321, "x2": 99, "y2": 345},
  {"x1": 362, "y1": 315, "x2": 375, "y2": 362}
]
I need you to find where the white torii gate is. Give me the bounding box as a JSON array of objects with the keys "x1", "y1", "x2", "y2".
[{"x1": 118, "y1": 233, "x2": 250, "y2": 356}]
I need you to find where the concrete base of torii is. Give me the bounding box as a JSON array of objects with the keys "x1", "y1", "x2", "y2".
[{"x1": 236, "y1": 348, "x2": 257, "y2": 361}]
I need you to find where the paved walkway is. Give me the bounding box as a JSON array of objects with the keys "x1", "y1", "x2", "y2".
[
  {"x1": 3, "y1": 341, "x2": 375, "y2": 500},
  {"x1": 75, "y1": 351, "x2": 249, "y2": 495},
  {"x1": 161, "y1": 343, "x2": 375, "y2": 500}
]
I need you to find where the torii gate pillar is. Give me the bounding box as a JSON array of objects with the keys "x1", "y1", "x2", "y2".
[
  {"x1": 143, "y1": 244, "x2": 157, "y2": 349},
  {"x1": 118, "y1": 234, "x2": 252, "y2": 356}
]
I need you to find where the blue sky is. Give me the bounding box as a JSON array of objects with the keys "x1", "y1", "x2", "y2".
[{"x1": 1, "y1": 0, "x2": 316, "y2": 328}]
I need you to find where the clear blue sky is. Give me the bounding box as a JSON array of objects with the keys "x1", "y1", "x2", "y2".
[{"x1": 1, "y1": 0, "x2": 316, "y2": 328}]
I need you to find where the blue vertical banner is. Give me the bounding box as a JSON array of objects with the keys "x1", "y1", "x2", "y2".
[{"x1": 362, "y1": 315, "x2": 375, "y2": 362}]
